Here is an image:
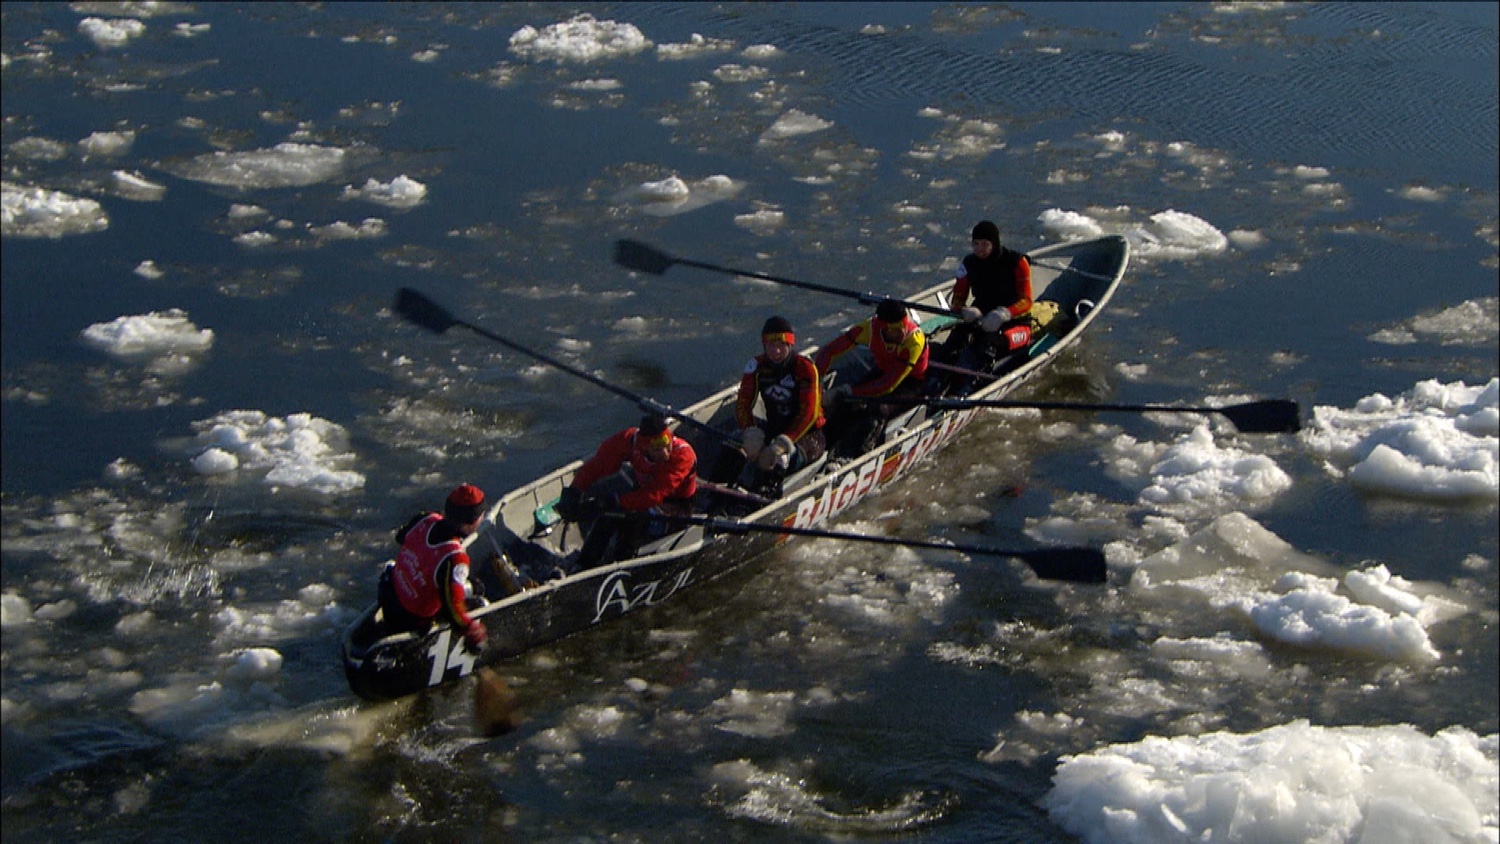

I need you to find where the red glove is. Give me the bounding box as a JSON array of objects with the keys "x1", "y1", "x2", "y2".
[{"x1": 464, "y1": 620, "x2": 487, "y2": 650}]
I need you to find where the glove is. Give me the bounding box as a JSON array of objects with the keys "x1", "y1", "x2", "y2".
[
  {"x1": 556, "y1": 486, "x2": 583, "y2": 521},
  {"x1": 959, "y1": 306, "x2": 983, "y2": 323},
  {"x1": 758, "y1": 434, "x2": 795, "y2": 471},
  {"x1": 979, "y1": 308, "x2": 1010, "y2": 333},
  {"x1": 741, "y1": 426, "x2": 766, "y2": 460},
  {"x1": 578, "y1": 492, "x2": 617, "y2": 521},
  {"x1": 823, "y1": 383, "x2": 853, "y2": 410},
  {"x1": 464, "y1": 619, "x2": 487, "y2": 650}
]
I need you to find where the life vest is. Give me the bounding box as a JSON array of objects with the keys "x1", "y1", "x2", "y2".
[
  {"x1": 957, "y1": 247, "x2": 1032, "y2": 317},
  {"x1": 814, "y1": 314, "x2": 930, "y2": 397},
  {"x1": 390, "y1": 513, "x2": 466, "y2": 619},
  {"x1": 865, "y1": 315, "x2": 929, "y2": 383}
]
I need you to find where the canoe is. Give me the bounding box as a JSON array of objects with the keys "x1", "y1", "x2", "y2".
[{"x1": 342, "y1": 235, "x2": 1130, "y2": 701}]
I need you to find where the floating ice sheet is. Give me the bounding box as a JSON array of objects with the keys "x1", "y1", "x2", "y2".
[{"x1": 1046, "y1": 720, "x2": 1499, "y2": 844}]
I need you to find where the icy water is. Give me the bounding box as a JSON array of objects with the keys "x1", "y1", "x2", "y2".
[{"x1": 2, "y1": 3, "x2": 1496, "y2": 843}]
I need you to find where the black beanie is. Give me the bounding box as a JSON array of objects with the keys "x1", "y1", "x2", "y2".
[
  {"x1": 639, "y1": 413, "x2": 671, "y2": 438},
  {"x1": 875, "y1": 299, "x2": 907, "y2": 323},
  {"x1": 761, "y1": 315, "x2": 794, "y2": 337},
  {"x1": 971, "y1": 220, "x2": 1000, "y2": 246}
]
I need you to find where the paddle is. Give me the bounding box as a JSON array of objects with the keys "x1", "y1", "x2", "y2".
[
  {"x1": 614, "y1": 239, "x2": 953, "y2": 318},
  {"x1": 473, "y1": 666, "x2": 520, "y2": 737},
  {"x1": 394, "y1": 288, "x2": 742, "y2": 448},
  {"x1": 1027, "y1": 258, "x2": 1119, "y2": 285},
  {"x1": 696, "y1": 479, "x2": 775, "y2": 508},
  {"x1": 857, "y1": 389, "x2": 1302, "y2": 434},
  {"x1": 626, "y1": 512, "x2": 1107, "y2": 583}
]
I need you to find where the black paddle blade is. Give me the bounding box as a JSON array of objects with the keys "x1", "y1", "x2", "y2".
[
  {"x1": 1019, "y1": 548, "x2": 1109, "y2": 583},
  {"x1": 1220, "y1": 399, "x2": 1302, "y2": 434},
  {"x1": 395, "y1": 287, "x2": 459, "y2": 335},
  {"x1": 614, "y1": 239, "x2": 677, "y2": 275}
]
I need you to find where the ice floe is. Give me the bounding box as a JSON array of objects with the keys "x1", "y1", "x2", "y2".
[
  {"x1": 1303, "y1": 378, "x2": 1498, "y2": 501},
  {"x1": 1046, "y1": 720, "x2": 1498, "y2": 844},
  {"x1": 509, "y1": 14, "x2": 651, "y2": 63},
  {"x1": 2, "y1": 182, "x2": 109, "y2": 238},
  {"x1": 185, "y1": 410, "x2": 366, "y2": 494}
]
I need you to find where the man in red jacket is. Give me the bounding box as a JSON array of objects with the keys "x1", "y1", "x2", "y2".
[
  {"x1": 556, "y1": 414, "x2": 698, "y2": 570},
  {"x1": 378, "y1": 483, "x2": 488, "y2": 650}
]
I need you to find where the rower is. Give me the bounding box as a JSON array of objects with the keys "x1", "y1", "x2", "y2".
[
  {"x1": 555, "y1": 414, "x2": 698, "y2": 571},
  {"x1": 732, "y1": 316, "x2": 827, "y2": 497},
  {"x1": 935, "y1": 220, "x2": 1033, "y2": 394},
  {"x1": 814, "y1": 299, "x2": 931, "y2": 457},
  {"x1": 377, "y1": 484, "x2": 489, "y2": 651}
]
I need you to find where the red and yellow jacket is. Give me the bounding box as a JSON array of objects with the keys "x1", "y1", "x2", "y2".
[
  {"x1": 813, "y1": 314, "x2": 929, "y2": 397},
  {"x1": 735, "y1": 352, "x2": 824, "y2": 440}
]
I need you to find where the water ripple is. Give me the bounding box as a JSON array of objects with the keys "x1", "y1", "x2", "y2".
[{"x1": 632, "y1": 3, "x2": 1496, "y2": 171}]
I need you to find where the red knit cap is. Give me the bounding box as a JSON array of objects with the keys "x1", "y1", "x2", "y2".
[
  {"x1": 447, "y1": 484, "x2": 484, "y2": 508},
  {"x1": 444, "y1": 484, "x2": 485, "y2": 522}
]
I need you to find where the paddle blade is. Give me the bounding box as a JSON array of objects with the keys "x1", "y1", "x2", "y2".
[
  {"x1": 395, "y1": 287, "x2": 459, "y2": 335},
  {"x1": 1018, "y1": 548, "x2": 1109, "y2": 583},
  {"x1": 474, "y1": 667, "x2": 520, "y2": 737},
  {"x1": 1220, "y1": 399, "x2": 1302, "y2": 434},
  {"x1": 614, "y1": 239, "x2": 677, "y2": 275}
]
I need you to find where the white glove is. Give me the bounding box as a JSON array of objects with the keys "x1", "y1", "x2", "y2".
[
  {"x1": 758, "y1": 434, "x2": 795, "y2": 471},
  {"x1": 741, "y1": 426, "x2": 765, "y2": 459},
  {"x1": 979, "y1": 308, "x2": 1010, "y2": 333},
  {"x1": 958, "y1": 306, "x2": 982, "y2": 323}
]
